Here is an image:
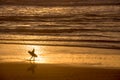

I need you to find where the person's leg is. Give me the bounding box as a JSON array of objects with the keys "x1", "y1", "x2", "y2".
[
  {"x1": 30, "y1": 56, "x2": 33, "y2": 60},
  {"x1": 33, "y1": 57, "x2": 35, "y2": 61}
]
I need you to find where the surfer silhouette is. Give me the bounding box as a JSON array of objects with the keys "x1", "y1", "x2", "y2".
[{"x1": 28, "y1": 48, "x2": 38, "y2": 61}]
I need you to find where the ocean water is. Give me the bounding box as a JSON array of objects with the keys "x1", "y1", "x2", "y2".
[
  {"x1": 0, "y1": 5, "x2": 120, "y2": 68},
  {"x1": 0, "y1": 5, "x2": 120, "y2": 49}
]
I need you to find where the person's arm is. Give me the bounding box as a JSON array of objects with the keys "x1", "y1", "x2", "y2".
[{"x1": 32, "y1": 48, "x2": 35, "y2": 53}]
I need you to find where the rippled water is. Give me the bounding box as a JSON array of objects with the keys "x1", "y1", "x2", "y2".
[
  {"x1": 0, "y1": 5, "x2": 120, "y2": 49},
  {"x1": 0, "y1": 4, "x2": 120, "y2": 68}
]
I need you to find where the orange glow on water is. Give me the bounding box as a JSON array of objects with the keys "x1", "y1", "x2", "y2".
[
  {"x1": 24, "y1": 45, "x2": 47, "y2": 63},
  {"x1": 1, "y1": 44, "x2": 120, "y2": 68},
  {"x1": 25, "y1": 45, "x2": 43, "y2": 55}
]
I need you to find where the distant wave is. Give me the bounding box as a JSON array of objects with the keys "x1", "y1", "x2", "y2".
[
  {"x1": 0, "y1": 0, "x2": 120, "y2": 6},
  {"x1": 0, "y1": 40, "x2": 120, "y2": 50},
  {"x1": 0, "y1": 35, "x2": 120, "y2": 50},
  {"x1": 0, "y1": 15, "x2": 120, "y2": 22}
]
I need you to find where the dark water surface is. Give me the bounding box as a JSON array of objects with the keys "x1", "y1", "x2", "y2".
[{"x1": 0, "y1": 5, "x2": 120, "y2": 49}]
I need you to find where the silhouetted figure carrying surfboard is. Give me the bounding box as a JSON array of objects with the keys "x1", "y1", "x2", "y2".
[{"x1": 28, "y1": 48, "x2": 38, "y2": 61}]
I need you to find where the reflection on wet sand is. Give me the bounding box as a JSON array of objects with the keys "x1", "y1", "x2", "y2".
[
  {"x1": 0, "y1": 44, "x2": 120, "y2": 68},
  {"x1": 0, "y1": 62, "x2": 120, "y2": 80},
  {"x1": 27, "y1": 61, "x2": 37, "y2": 74}
]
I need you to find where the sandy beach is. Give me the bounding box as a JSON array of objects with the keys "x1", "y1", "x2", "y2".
[{"x1": 0, "y1": 62, "x2": 120, "y2": 80}]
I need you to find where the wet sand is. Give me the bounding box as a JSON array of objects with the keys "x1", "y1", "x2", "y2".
[
  {"x1": 0, "y1": 44, "x2": 120, "y2": 80},
  {"x1": 0, "y1": 62, "x2": 120, "y2": 80}
]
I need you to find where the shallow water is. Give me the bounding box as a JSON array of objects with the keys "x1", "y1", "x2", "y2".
[{"x1": 0, "y1": 44, "x2": 120, "y2": 69}]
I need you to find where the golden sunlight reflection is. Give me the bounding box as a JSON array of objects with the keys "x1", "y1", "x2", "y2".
[
  {"x1": 25, "y1": 45, "x2": 43, "y2": 55},
  {"x1": 1, "y1": 44, "x2": 120, "y2": 68},
  {"x1": 24, "y1": 45, "x2": 47, "y2": 63}
]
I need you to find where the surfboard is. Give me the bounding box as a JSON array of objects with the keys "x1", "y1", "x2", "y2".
[{"x1": 28, "y1": 51, "x2": 38, "y2": 57}]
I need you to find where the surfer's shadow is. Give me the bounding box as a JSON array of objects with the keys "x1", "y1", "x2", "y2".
[{"x1": 27, "y1": 62, "x2": 37, "y2": 74}]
